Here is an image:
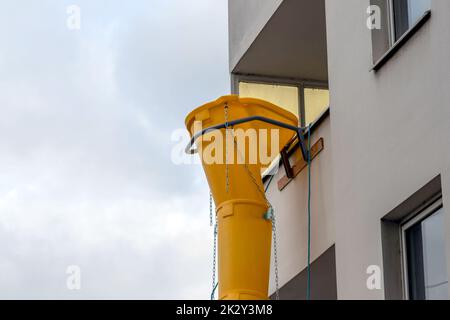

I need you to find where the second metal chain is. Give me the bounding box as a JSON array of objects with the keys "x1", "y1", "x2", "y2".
[
  {"x1": 209, "y1": 192, "x2": 213, "y2": 227},
  {"x1": 229, "y1": 123, "x2": 280, "y2": 300},
  {"x1": 210, "y1": 191, "x2": 218, "y2": 300},
  {"x1": 221, "y1": 102, "x2": 280, "y2": 300},
  {"x1": 271, "y1": 209, "x2": 280, "y2": 300},
  {"x1": 211, "y1": 222, "x2": 218, "y2": 300},
  {"x1": 224, "y1": 103, "x2": 230, "y2": 193}
]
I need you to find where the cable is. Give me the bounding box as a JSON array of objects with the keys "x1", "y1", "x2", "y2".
[
  {"x1": 263, "y1": 126, "x2": 313, "y2": 300},
  {"x1": 211, "y1": 282, "x2": 218, "y2": 300},
  {"x1": 306, "y1": 124, "x2": 312, "y2": 301},
  {"x1": 264, "y1": 173, "x2": 276, "y2": 193}
]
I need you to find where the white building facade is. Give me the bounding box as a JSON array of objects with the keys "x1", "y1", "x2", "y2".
[{"x1": 228, "y1": 0, "x2": 450, "y2": 300}]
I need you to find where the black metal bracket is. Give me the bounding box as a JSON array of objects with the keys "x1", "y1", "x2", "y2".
[
  {"x1": 185, "y1": 116, "x2": 309, "y2": 163},
  {"x1": 280, "y1": 146, "x2": 294, "y2": 179}
]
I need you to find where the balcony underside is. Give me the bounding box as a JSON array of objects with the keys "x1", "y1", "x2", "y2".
[{"x1": 232, "y1": 0, "x2": 328, "y2": 82}]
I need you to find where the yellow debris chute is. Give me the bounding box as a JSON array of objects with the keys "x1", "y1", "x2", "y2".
[{"x1": 185, "y1": 95, "x2": 300, "y2": 300}]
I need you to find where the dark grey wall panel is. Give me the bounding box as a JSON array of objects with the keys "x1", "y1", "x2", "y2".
[{"x1": 271, "y1": 245, "x2": 337, "y2": 300}]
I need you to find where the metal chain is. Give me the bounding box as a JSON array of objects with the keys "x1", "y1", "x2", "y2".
[
  {"x1": 209, "y1": 192, "x2": 213, "y2": 227},
  {"x1": 224, "y1": 104, "x2": 230, "y2": 193},
  {"x1": 210, "y1": 191, "x2": 218, "y2": 300},
  {"x1": 271, "y1": 209, "x2": 280, "y2": 300},
  {"x1": 232, "y1": 138, "x2": 268, "y2": 204},
  {"x1": 220, "y1": 102, "x2": 280, "y2": 299},
  {"x1": 211, "y1": 222, "x2": 218, "y2": 300},
  {"x1": 210, "y1": 192, "x2": 214, "y2": 297},
  {"x1": 230, "y1": 130, "x2": 280, "y2": 300},
  {"x1": 210, "y1": 103, "x2": 230, "y2": 300}
]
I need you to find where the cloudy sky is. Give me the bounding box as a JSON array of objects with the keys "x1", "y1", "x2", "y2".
[{"x1": 0, "y1": 0, "x2": 229, "y2": 299}]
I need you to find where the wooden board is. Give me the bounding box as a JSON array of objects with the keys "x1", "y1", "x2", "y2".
[{"x1": 277, "y1": 138, "x2": 324, "y2": 191}]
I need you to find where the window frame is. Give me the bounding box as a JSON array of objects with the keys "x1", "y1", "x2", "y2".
[
  {"x1": 388, "y1": 0, "x2": 432, "y2": 44},
  {"x1": 371, "y1": 0, "x2": 431, "y2": 71},
  {"x1": 400, "y1": 197, "x2": 444, "y2": 300},
  {"x1": 387, "y1": 0, "x2": 396, "y2": 46},
  {"x1": 231, "y1": 74, "x2": 328, "y2": 128}
]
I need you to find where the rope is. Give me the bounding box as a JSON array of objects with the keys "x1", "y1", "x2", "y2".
[{"x1": 306, "y1": 124, "x2": 312, "y2": 301}]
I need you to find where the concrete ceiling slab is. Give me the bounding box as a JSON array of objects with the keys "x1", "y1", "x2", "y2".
[{"x1": 232, "y1": 0, "x2": 328, "y2": 82}]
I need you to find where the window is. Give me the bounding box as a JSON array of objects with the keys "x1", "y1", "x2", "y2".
[
  {"x1": 392, "y1": 0, "x2": 431, "y2": 41},
  {"x1": 237, "y1": 78, "x2": 329, "y2": 127},
  {"x1": 401, "y1": 199, "x2": 448, "y2": 300},
  {"x1": 370, "y1": 0, "x2": 431, "y2": 69},
  {"x1": 238, "y1": 82, "x2": 299, "y2": 118},
  {"x1": 304, "y1": 88, "x2": 330, "y2": 126},
  {"x1": 236, "y1": 77, "x2": 329, "y2": 177}
]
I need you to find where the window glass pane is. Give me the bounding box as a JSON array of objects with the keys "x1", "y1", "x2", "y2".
[
  {"x1": 406, "y1": 222, "x2": 426, "y2": 300},
  {"x1": 238, "y1": 82, "x2": 299, "y2": 119},
  {"x1": 405, "y1": 207, "x2": 449, "y2": 300},
  {"x1": 393, "y1": 0, "x2": 431, "y2": 40},
  {"x1": 304, "y1": 88, "x2": 329, "y2": 126},
  {"x1": 408, "y1": 0, "x2": 431, "y2": 26},
  {"x1": 238, "y1": 81, "x2": 300, "y2": 175},
  {"x1": 421, "y1": 208, "x2": 449, "y2": 300},
  {"x1": 393, "y1": 0, "x2": 410, "y2": 40}
]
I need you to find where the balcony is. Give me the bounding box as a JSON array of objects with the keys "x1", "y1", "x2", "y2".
[{"x1": 229, "y1": 0, "x2": 328, "y2": 82}]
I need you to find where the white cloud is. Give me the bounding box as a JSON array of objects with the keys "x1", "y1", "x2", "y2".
[{"x1": 0, "y1": 0, "x2": 228, "y2": 299}]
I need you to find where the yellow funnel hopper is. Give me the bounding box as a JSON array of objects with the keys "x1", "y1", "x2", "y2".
[{"x1": 185, "y1": 95, "x2": 299, "y2": 300}]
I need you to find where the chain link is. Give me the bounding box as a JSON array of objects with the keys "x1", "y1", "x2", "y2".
[
  {"x1": 224, "y1": 104, "x2": 230, "y2": 194},
  {"x1": 232, "y1": 138, "x2": 268, "y2": 204},
  {"x1": 211, "y1": 222, "x2": 218, "y2": 300},
  {"x1": 209, "y1": 190, "x2": 218, "y2": 300},
  {"x1": 229, "y1": 123, "x2": 280, "y2": 300},
  {"x1": 217, "y1": 103, "x2": 280, "y2": 300},
  {"x1": 271, "y1": 209, "x2": 280, "y2": 300},
  {"x1": 209, "y1": 192, "x2": 213, "y2": 227}
]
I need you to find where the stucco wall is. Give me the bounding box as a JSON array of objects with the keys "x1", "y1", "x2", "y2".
[
  {"x1": 266, "y1": 116, "x2": 336, "y2": 295},
  {"x1": 228, "y1": 0, "x2": 283, "y2": 72},
  {"x1": 325, "y1": 0, "x2": 450, "y2": 299}
]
